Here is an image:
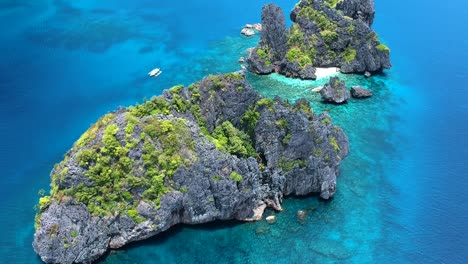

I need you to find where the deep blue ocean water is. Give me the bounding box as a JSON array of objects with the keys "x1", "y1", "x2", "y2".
[{"x1": 1, "y1": 0, "x2": 467, "y2": 263}]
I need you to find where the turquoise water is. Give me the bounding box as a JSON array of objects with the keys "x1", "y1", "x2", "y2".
[{"x1": 1, "y1": 0, "x2": 467, "y2": 263}]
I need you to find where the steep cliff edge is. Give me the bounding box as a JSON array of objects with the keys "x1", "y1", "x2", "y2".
[
  {"x1": 33, "y1": 72, "x2": 349, "y2": 263},
  {"x1": 248, "y1": 0, "x2": 391, "y2": 79}
]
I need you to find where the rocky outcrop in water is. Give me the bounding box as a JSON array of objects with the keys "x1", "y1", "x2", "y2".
[
  {"x1": 320, "y1": 77, "x2": 350, "y2": 104},
  {"x1": 351, "y1": 86, "x2": 372, "y2": 98},
  {"x1": 248, "y1": 0, "x2": 391, "y2": 79},
  {"x1": 33, "y1": 72, "x2": 349, "y2": 263},
  {"x1": 247, "y1": 4, "x2": 288, "y2": 75}
]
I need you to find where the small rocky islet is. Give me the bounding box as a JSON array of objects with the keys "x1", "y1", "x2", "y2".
[
  {"x1": 248, "y1": 0, "x2": 391, "y2": 79},
  {"x1": 34, "y1": 72, "x2": 349, "y2": 263},
  {"x1": 34, "y1": 0, "x2": 390, "y2": 263}
]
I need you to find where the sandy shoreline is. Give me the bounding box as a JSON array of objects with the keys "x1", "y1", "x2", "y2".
[{"x1": 315, "y1": 67, "x2": 340, "y2": 79}]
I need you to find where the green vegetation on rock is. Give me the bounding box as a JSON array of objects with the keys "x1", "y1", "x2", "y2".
[
  {"x1": 256, "y1": 47, "x2": 271, "y2": 66},
  {"x1": 282, "y1": 134, "x2": 292, "y2": 145},
  {"x1": 279, "y1": 158, "x2": 306, "y2": 172},
  {"x1": 75, "y1": 113, "x2": 116, "y2": 148},
  {"x1": 48, "y1": 113, "x2": 195, "y2": 218},
  {"x1": 321, "y1": 118, "x2": 331, "y2": 125},
  {"x1": 321, "y1": 30, "x2": 338, "y2": 44},
  {"x1": 286, "y1": 24, "x2": 316, "y2": 68},
  {"x1": 324, "y1": 0, "x2": 343, "y2": 8},
  {"x1": 341, "y1": 47, "x2": 357, "y2": 63},
  {"x1": 39, "y1": 196, "x2": 51, "y2": 211},
  {"x1": 297, "y1": 6, "x2": 337, "y2": 31},
  {"x1": 330, "y1": 136, "x2": 340, "y2": 152},
  {"x1": 128, "y1": 97, "x2": 170, "y2": 118},
  {"x1": 287, "y1": 24, "x2": 305, "y2": 47},
  {"x1": 209, "y1": 121, "x2": 256, "y2": 158},
  {"x1": 257, "y1": 98, "x2": 275, "y2": 112},
  {"x1": 207, "y1": 75, "x2": 226, "y2": 90},
  {"x1": 241, "y1": 106, "x2": 260, "y2": 136},
  {"x1": 376, "y1": 43, "x2": 390, "y2": 53},
  {"x1": 286, "y1": 47, "x2": 312, "y2": 68},
  {"x1": 293, "y1": 100, "x2": 313, "y2": 118},
  {"x1": 229, "y1": 171, "x2": 243, "y2": 182},
  {"x1": 275, "y1": 118, "x2": 289, "y2": 130}
]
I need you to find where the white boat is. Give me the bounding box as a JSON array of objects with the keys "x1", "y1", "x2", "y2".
[{"x1": 148, "y1": 68, "x2": 162, "y2": 77}]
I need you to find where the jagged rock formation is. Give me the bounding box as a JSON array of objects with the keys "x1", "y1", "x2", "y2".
[
  {"x1": 33, "y1": 72, "x2": 349, "y2": 263},
  {"x1": 248, "y1": 0, "x2": 391, "y2": 79},
  {"x1": 320, "y1": 77, "x2": 350, "y2": 103},
  {"x1": 247, "y1": 4, "x2": 288, "y2": 75},
  {"x1": 351, "y1": 86, "x2": 372, "y2": 98}
]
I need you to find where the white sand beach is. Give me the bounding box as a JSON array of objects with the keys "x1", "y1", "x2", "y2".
[{"x1": 315, "y1": 67, "x2": 340, "y2": 79}]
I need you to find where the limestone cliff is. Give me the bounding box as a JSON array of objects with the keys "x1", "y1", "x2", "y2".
[
  {"x1": 33, "y1": 72, "x2": 349, "y2": 263},
  {"x1": 248, "y1": 0, "x2": 391, "y2": 79}
]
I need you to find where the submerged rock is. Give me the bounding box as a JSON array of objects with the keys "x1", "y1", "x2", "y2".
[
  {"x1": 248, "y1": 0, "x2": 391, "y2": 79},
  {"x1": 297, "y1": 210, "x2": 306, "y2": 222},
  {"x1": 351, "y1": 86, "x2": 372, "y2": 98},
  {"x1": 33, "y1": 72, "x2": 349, "y2": 263},
  {"x1": 321, "y1": 77, "x2": 351, "y2": 104},
  {"x1": 266, "y1": 215, "x2": 276, "y2": 224}
]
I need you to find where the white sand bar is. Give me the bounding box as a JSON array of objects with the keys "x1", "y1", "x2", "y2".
[{"x1": 315, "y1": 67, "x2": 340, "y2": 79}]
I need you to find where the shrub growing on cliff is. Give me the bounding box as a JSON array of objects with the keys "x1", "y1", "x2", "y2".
[
  {"x1": 286, "y1": 47, "x2": 312, "y2": 68},
  {"x1": 229, "y1": 172, "x2": 243, "y2": 182},
  {"x1": 275, "y1": 118, "x2": 289, "y2": 130},
  {"x1": 210, "y1": 121, "x2": 255, "y2": 158},
  {"x1": 129, "y1": 97, "x2": 170, "y2": 117},
  {"x1": 330, "y1": 136, "x2": 340, "y2": 152},
  {"x1": 75, "y1": 113, "x2": 115, "y2": 148},
  {"x1": 376, "y1": 44, "x2": 390, "y2": 53},
  {"x1": 287, "y1": 24, "x2": 305, "y2": 47},
  {"x1": 321, "y1": 30, "x2": 338, "y2": 44},
  {"x1": 101, "y1": 124, "x2": 121, "y2": 156},
  {"x1": 325, "y1": 0, "x2": 343, "y2": 8},
  {"x1": 297, "y1": 6, "x2": 337, "y2": 31},
  {"x1": 256, "y1": 47, "x2": 271, "y2": 66},
  {"x1": 279, "y1": 158, "x2": 306, "y2": 172},
  {"x1": 39, "y1": 196, "x2": 51, "y2": 210},
  {"x1": 341, "y1": 47, "x2": 357, "y2": 63},
  {"x1": 241, "y1": 107, "x2": 260, "y2": 136}
]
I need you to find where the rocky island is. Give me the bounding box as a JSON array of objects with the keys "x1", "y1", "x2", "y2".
[
  {"x1": 34, "y1": 72, "x2": 349, "y2": 263},
  {"x1": 248, "y1": 0, "x2": 391, "y2": 79}
]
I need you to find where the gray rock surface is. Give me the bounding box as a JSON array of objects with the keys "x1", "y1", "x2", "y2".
[
  {"x1": 248, "y1": 0, "x2": 391, "y2": 78},
  {"x1": 279, "y1": 61, "x2": 317, "y2": 80},
  {"x1": 320, "y1": 77, "x2": 351, "y2": 104},
  {"x1": 336, "y1": 0, "x2": 375, "y2": 26},
  {"x1": 351, "y1": 86, "x2": 372, "y2": 98},
  {"x1": 259, "y1": 4, "x2": 288, "y2": 62},
  {"x1": 34, "y1": 72, "x2": 349, "y2": 263},
  {"x1": 247, "y1": 3, "x2": 287, "y2": 75},
  {"x1": 241, "y1": 28, "x2": 255, "y2": 36}
]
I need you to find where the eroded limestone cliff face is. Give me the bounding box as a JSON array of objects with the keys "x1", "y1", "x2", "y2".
[{"x1": 34, "y1": 72, "x2": 349, "y2": 263}]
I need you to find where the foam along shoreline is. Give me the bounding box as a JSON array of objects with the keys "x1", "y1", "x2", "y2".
[{"x1": 315, "y1": 67, "x2": 339, "y2": 79}]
